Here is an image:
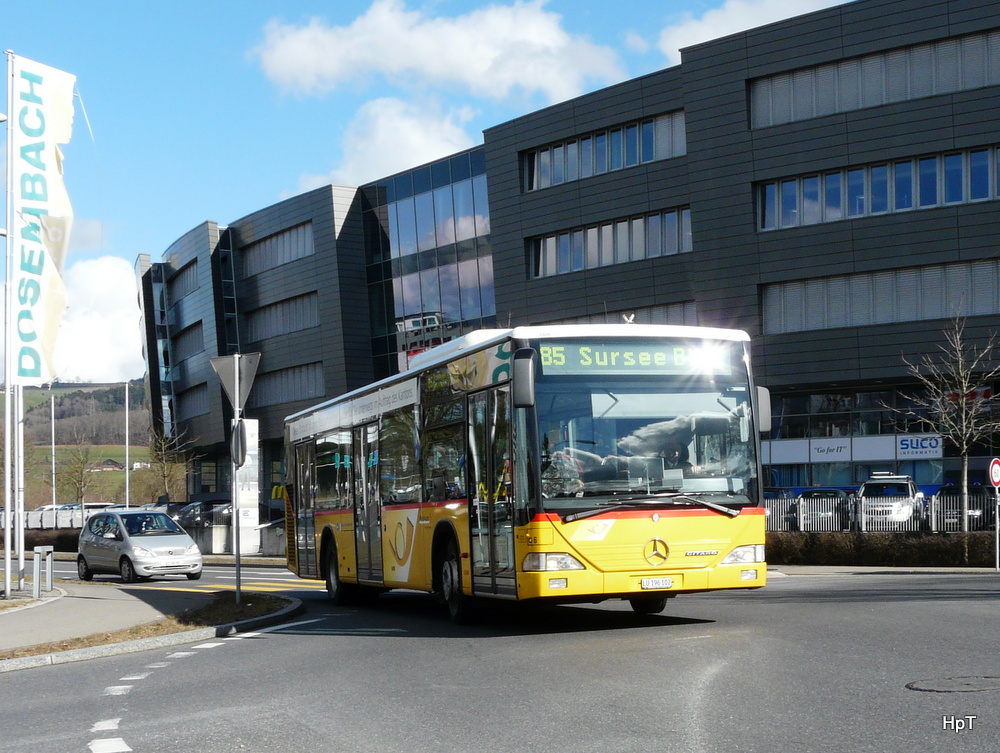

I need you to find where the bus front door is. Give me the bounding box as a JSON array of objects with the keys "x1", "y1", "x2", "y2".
[
  {"x1": 354, "y1": 423, "x2": 383, "y2": 584},
  {"x1": 469, "y1": 386, "x2": 516, "y2": 597}
]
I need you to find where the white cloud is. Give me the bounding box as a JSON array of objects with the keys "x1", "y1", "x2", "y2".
[
  {"x1": 297, "y1": 97, "x2": 478, "y2": 189},
  {"x1": 657, "y1": 0, "x2": 851, "y2": 65},
  {"x1": 67, "y1": 217, "x2": 109, "y2": 254},
  {"x1": 54, "y1": 257, "x2": 145, "y2": 383},
  {"x1": 252, "y1": 0, "x2": 625, "y2": 104},
  {"x1": 624, "y1": 30, "x2": 650, "y2": 55}
]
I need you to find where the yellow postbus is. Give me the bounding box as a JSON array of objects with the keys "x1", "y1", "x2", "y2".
[{"x1": 284, "y1": 324, "x2": 770, "y2": 621}]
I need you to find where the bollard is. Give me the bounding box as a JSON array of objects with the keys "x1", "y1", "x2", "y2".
[{"x1": 32, "y1": 546, "x2": 54, "y2": 599}]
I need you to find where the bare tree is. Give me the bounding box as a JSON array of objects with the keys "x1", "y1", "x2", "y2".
[
  {"x1": 147, "y1": 428, "x2": 195, "y2": 504},
  {"x1": 60, "y1": 437, "x2": 93, "y2": 504},
  {"x1": 896, "y1": 315, "x2": 1000, "y2": 532}
]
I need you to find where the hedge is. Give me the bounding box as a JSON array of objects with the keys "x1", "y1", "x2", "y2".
[{"x1": 767, "y1": 531, "x2": 996, "y2": 567}]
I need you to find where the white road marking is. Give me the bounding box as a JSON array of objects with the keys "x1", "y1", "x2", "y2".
[
  {"x1": 88, "y1": 738, "x2": 132, "y2": 753},
  {"x1": 120, "y1": 673, "x2": 149, "y2": 681},
  {"x1": 90, "y1": 719, "x2": 120, "y2": 732},
  {"x1": 103, "y1": 686, "x2": 132, "y2": 696},
  {"x1": 166, "y1": 651, "x2": 196, "y2": 658},
  {"x1": 192, "y1": 642, "x2": 225, "y2": 648},
  {"x1": 145, "y1": 662, "x2": 170, "y2": 668},
  {"x1": 224, "y1": 617, "x2": 324, "y2": 640}
]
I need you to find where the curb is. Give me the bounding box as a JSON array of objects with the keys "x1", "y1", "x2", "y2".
[
  {"x1": 0, "y1": 586, "x2": 67, "y2": 614},
  {"x1": 0, "y1": 595, "x2": 306, "y2": 674}
]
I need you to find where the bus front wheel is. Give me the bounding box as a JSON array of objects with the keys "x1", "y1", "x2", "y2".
[{"x1": 629, "y1": 595, "x2": 669, "y2": 615}]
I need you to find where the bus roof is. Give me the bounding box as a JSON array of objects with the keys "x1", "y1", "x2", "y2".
[{"x1": 284, "y1": 323, "x2": 750, "y2": 425}]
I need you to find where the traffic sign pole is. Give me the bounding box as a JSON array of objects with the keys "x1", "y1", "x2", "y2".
[
  {"x1": 989, "y1": 458, "x2": 1000, "y2": 572},
  {"x1": 211, "y1": 352, "x2": 261, "y2": 605}
]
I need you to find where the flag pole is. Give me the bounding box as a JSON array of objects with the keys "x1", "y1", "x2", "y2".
[
  {"x1": 15, "y1": 383, "x2": 24, "y2": 589},
  {"x1": 3, "y1": 50, "x2": 14, "y2": 599}
]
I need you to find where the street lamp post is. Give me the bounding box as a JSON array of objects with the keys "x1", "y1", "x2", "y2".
[{"x1": 125, "y1": 381, "x2": 130, "y2": 508}]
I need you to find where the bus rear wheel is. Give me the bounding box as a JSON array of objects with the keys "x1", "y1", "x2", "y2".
[
  {"x1": 441, "y1": 539, "x2": 473, "y2": 623},
  {"x1": 629, "y1": 595, "x2": 669, "y2": 615}
]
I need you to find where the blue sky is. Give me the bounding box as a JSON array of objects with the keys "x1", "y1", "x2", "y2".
[{"x1": 2, "y1": 0, "x2": 848, "y2": 382}]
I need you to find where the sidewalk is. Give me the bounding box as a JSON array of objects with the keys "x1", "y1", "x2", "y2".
[
  {"x1": 0, "y1": 554, "x2": 301, "y2": 673},
  {"x1": 0, "y1": 581, "x2": 215, "y2": 652}
]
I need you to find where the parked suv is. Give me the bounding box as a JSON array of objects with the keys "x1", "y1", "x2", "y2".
[
  {"x1": 931, "y1": 485, "x2": 995, "y2": 531},
  {"x1": 856, "y1": 473, "x2": 926, "y2": 529},
  {"x1": 793, "y1": 488, "x2": 855, "y2": 531}
]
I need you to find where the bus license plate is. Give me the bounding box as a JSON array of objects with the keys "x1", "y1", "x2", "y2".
[{"x1": 641, "y1": 577, "x2": 673, "y2": 590}]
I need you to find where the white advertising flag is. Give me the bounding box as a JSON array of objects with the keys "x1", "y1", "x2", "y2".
[{"x1": 9, "y1": 56, "x2": 76, "y2": 385}]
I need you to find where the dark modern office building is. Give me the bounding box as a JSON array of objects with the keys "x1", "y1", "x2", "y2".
[{"x1": 137, "y1": 0, "x2": 1000, "y2": 512}]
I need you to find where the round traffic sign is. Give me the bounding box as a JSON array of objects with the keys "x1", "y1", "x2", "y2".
[{"x1": 990, "y1": 458, "x2": 1000, "y2": 488}]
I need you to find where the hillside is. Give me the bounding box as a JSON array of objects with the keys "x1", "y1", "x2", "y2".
[
  {"x1": 0, "y1": 380, "x2": 169, "y2": 508},
  {"x1": 3, "y1": 379, "x2": 152, "y2": 446}
]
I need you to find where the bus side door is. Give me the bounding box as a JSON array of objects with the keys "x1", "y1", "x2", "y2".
[
  {"x1": 469, "y1": 386, "x2": 516, "y2": 597},
  {"x1": 354, "y1": 423, "x2": 383, "y2": 584}
]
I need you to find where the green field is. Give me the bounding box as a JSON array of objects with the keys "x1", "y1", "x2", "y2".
[
  {"x1": 62, "y1": 444, "x2": 151, "y2": 465},
  {"x1": 29, "y1": 444, "x2": 155, "y2": 507}
]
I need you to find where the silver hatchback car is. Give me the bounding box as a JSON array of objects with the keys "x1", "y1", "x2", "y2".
[{"x1": 78, "y1": 509, "x2": 203, "y2": 582}]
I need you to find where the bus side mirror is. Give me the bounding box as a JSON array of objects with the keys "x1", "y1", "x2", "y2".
[
  {"x1": 757, "y1": 386, "x2": 772, "y2": 434},
  {"x1": 512, "y1": 348, "x2": 536, "y2": 408}
]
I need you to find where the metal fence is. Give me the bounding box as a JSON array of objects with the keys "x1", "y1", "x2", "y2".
[
  {"x1": 6, "y1": 508, "x2": 124, "y2": 530},
  {"x1": 766, "y1": 494, "x2": 998, "y2": 533}
]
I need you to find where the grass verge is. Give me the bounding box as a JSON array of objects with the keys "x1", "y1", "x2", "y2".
[{"x1": 0, "y1": 590, "x2": 290, "y2": 661}]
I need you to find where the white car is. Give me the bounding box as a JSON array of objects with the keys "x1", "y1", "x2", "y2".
[{"x1": 78, "y1": 509, "x2": 203, "y2": 583}]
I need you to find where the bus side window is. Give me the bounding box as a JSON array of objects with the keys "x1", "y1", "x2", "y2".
[
  {"x1": 381, "y1": 407, "x2": 420, "y2": 505},
  {"x1": 423, "y1": 424, "x2": 466, "y2": 501}
]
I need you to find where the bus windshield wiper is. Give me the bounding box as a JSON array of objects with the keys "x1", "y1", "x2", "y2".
[{"x1": 562, "y1": 492, "x2": 740, "y2": 523}]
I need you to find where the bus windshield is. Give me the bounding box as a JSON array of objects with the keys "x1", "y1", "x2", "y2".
[{"x1": 530, "y1": 337, "x2": 758, "y2": 513}]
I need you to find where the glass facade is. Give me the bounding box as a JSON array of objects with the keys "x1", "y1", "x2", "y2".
[
  {"x1": 363, "y1": 147, "x2": 496, "y2": 378},
  {"x1": 764, "y1": 385, "x2": 1000, "y2": 494}
]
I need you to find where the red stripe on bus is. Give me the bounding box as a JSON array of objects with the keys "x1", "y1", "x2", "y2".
[{"x1": 532, "y1": 507, "x2": 764, "y2": 522}]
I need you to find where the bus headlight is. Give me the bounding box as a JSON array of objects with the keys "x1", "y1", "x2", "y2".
[
  {"x1": 721, "y1": 545, "x2": 765, "y2": 564},
  {"x1": 522, "y1": 553, "x2": 585, "y2": 571}
]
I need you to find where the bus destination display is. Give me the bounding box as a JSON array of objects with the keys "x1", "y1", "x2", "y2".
[{"x1": 537, "y1": 340, "x2": 733, "y2": 376}]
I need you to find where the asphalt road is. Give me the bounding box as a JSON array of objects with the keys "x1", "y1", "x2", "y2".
[{"x1": 4, "y1": 571, "x2": 998, "y2": 753}]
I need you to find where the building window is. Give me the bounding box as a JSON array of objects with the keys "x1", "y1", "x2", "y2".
[
  {"x1": 762, "y1": 259, "x2": 1000, "y2": 335},
  {"x1": 245, "y1": 293, "x2": 319, "y2": 342},
  {"x1": 173, "y1": 322, "x2": 204, "y2": 363},
  {"x1": 176, "y1": 383, "x2": 209, "y2": 421},
  {"x1": 751, "y1": 29, "x2": 1000, "y2": 128},
  {"x1": 530, "y1": 207, "x2": 692, "y2": 279},
  {"x1": 242, "y1": 223, "x2": 315, "y2": 277},
  {"x1": 246, "y1": 363, "x2": 324, "y2": 409},
  {"x1": 759, "y1": 146, "x2": 1000, "y2": 230},
  {"x1": 167, "y1": 260, "x2": 198, "y2": 303},
  {"x1": 523, "y1": 111, "x2": 686, "y2": 192},
  {"x1": 547, "y1": 302, "x2": 699, "y2": 327}
]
